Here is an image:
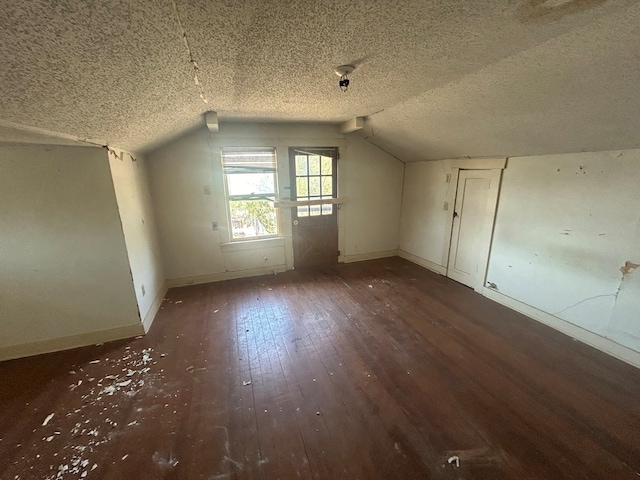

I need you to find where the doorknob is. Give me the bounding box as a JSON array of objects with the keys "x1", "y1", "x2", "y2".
[
  {"x1": 453, "y1": 211, "x2": 459, "y2": 218},
  {"x1": 293, "y1": 220, "x2": 299, "y2": 225}
]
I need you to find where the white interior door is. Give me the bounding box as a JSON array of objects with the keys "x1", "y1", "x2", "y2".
[{"x1": 447, "y1": 169, "x2": 501, "y2": 291}]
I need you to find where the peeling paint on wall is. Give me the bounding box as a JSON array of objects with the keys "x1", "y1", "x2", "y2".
[{"x1": 620, "y1": 261, "x2": 639, "y2": 276}]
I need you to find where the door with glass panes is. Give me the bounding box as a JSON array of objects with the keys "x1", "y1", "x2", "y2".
[{"x1": 289, "y1": 148, "x2": 338, "y2": 268}]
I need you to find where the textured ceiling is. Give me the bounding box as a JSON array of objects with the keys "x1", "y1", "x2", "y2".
[{"x1": 1, "y1": 0, "x2": 639, "y2": 160}]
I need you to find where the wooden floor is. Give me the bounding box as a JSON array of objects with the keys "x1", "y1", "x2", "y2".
[{"x1": 2, "y1": 257, "x2": 640, "y2": 480}]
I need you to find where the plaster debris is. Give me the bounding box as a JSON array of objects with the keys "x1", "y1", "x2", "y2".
[
  {"x1": 122, "y1": 454, "x2": 129, "y2": 460},
  {"x1": 447, "y1": 455, "x2": 460, "y2": 467},
  {"x1": 186, "y1": 366, "x2": 195, "y2": 373},
  {"x1": 42, "y1": 413, "x2": 55, "y2": 426},
  {"x1": 89, "y1": 360, "x2": 100, "y2": 364},
  {"x1": 213, "y1": 310, "x2": 219, "y2": 313},
  {"x1": 242, "y1": 380, "x2": 252, "y2": 386},
  {"x1": 153, "y1": 451, "x2": 179, "y2": 469},
  {"x1": 175, "y1": 300, "x2": 183, "y2": 304}
]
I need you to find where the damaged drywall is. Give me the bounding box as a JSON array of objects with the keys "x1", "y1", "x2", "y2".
[
  {"x1": 486, "y1": 149, "x2": 640, "y2": 353},
  {"x1": 610, "y1": 260, "x2": 640, "y2": 342}
]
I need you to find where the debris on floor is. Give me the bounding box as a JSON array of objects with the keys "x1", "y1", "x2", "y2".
[
  {"x1": 42, "y1": 414, "x2": 55, "y2": 426},
  {"x1": 447, "y1": 455, "x2": 460, "y2": 468}
]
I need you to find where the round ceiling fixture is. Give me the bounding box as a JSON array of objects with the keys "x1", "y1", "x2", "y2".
[
  {"x1": 334, "y1": 65, "x2": 355, "y2": 77},
  {"x1": 334, "y1": 65, "x2": 355, "y2": 92}
]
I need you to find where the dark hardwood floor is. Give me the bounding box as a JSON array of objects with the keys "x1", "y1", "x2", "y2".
[{"x1": 2, "y1": 257, "x2": 640, "y2": 479}]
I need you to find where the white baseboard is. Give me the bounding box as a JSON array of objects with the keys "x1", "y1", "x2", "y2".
[
  {"x1": 342, "y1": 249, "x2": 398, "y2": 264},
  {"x1": 482, "y1": 287, "x2": 640, "y2": 369},
  {"x1": 167, "y1": 265, "x2": 289, "y2": 288},
  {"x1": 0, "y1": 323, "x2": 145, "y2": 362},
  {"x1": 142, "y1": 281, "x2": 168, "y2": 333},
  {"x1": 398, "y1": 250, "x2": 447, "y2": 275}
]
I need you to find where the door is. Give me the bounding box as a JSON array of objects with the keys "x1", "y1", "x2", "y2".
[
  {"x1": 289, "y1": 147, "x2": 338, "y2": 268},
  {"x1": 447, "y1": 169, "x2": 501, "y2": 291}
]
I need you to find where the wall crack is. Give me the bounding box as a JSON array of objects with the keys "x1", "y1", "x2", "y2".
[
  {"x1": 171, "y1": 0, "x2": 209, "y2": 105},
  {"x1": 553, "y1": 294, "x2": 617, "y2": 316}
]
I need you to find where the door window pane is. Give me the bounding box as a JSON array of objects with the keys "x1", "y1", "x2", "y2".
[
  {"x1": 321, "y1": 176, "x2": 332, "y2": 195},
  {"x1": 296, "y1": 177, "x2": 309, "y2": 197},
  {"x1": 295, "y1": 156, "x2": 307, "y2": 176},
  {"x1": 309, "y1": 177, "x2": 321, "y2": 196},
  {"x1": 321, "y1": 156, "x2": 332, "y2": 175},
  {"x1": 308, "y1": 155, "x2": 320, "y2": 175},
  {"x1": 309, "y1": 204, "x2": 322, "y2": 216}
]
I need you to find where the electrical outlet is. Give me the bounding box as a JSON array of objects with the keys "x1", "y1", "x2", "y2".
[
  {"x1": 446, "y1": 174, "x2": 451, "y2": 183},
  {"x1": 212, "y1": 221, "x2": 218, "y2": 230},
  {"x1": 443, "y1": 201, "x2": 449, "y2": 211}
]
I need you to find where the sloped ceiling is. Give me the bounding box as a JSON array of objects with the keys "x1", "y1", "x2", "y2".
[{"x1": 1, "y1": 0, "x2": 639, "y2": 161}]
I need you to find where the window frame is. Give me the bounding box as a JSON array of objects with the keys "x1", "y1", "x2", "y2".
[
  {"x1": 290, "y1": 147, "x2": 338, "y2": 218},
  {"x1": 221, "y1": 147, "x2": 279, "y2": 241}
]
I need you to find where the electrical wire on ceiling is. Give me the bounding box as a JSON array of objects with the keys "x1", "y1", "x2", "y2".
[{"x1": 171, "y1": 0, "x2": 209, "y2": 105}]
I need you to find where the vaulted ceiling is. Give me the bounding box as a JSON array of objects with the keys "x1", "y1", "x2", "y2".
[{"x1": 1, "y1": 0, "x2": 639, "y2": 161}]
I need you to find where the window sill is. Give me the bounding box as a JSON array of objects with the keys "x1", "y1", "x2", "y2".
[{"x1": 220, "y1": 237, "x2": 285, "y2": 253}]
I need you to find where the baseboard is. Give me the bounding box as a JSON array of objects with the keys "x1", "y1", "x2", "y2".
[
  {"x1": 482, "y1": 287, "x2": 640, "y2": 369},
  {"x1": 342, "y1": 249, "x2": 398, "y2": 264},
  {"x1": 167, "y1": 265, "x2": 289, "y2": 288},
  {"x1": 142, "y1": 281, "x2": 168, "y2": 333},
  {"x1": 398, "y1": 250, "x2": 447, "y2": 275},
  {"x1": 0, "y1": 323, "x2": 145, "y2": 362}
]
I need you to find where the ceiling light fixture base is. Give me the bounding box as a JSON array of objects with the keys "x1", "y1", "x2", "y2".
[{"x1": 334, "y1": 65, "x2": 355, "y2": 77}]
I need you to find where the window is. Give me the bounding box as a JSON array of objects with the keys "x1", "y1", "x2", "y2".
[
  {"x1": 221, "y1": 147, "x2": 278, "y2": 239},
  {"x1": 292, "y1": 148, "x2": 337, "y2": 217}
]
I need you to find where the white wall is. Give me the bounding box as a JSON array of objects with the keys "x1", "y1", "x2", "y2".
[
  {"x1": 398, "y1": 161, "x2": 451, "y2": 271},
  {"x1": 146, "y1": 123, "x2": 404, "y2": 285},
  {"x1": 108, "y1": 149, "x2": 166, "y2": 331},
  {"x1": 341, "y1": 133, "x2": 404, "y2": 262},
  {"x1": 0, "y1": 145, "x2": 143, "y2": 360},
  {"x1": 486, "y1": 150, "x2": 640, "y2": 354},
  {"x1": 398, "y1": 149, "x2": 640, "y2": 364}
]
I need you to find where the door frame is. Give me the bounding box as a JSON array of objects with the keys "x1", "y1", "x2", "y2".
[{"x1": 441, "y1": 157, "x2": 507, "y2": 292}]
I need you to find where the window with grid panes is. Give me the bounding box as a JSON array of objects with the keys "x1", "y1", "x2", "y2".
[{"x1": 293, "y1": 150, "x2": 335, "y2": 216}]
